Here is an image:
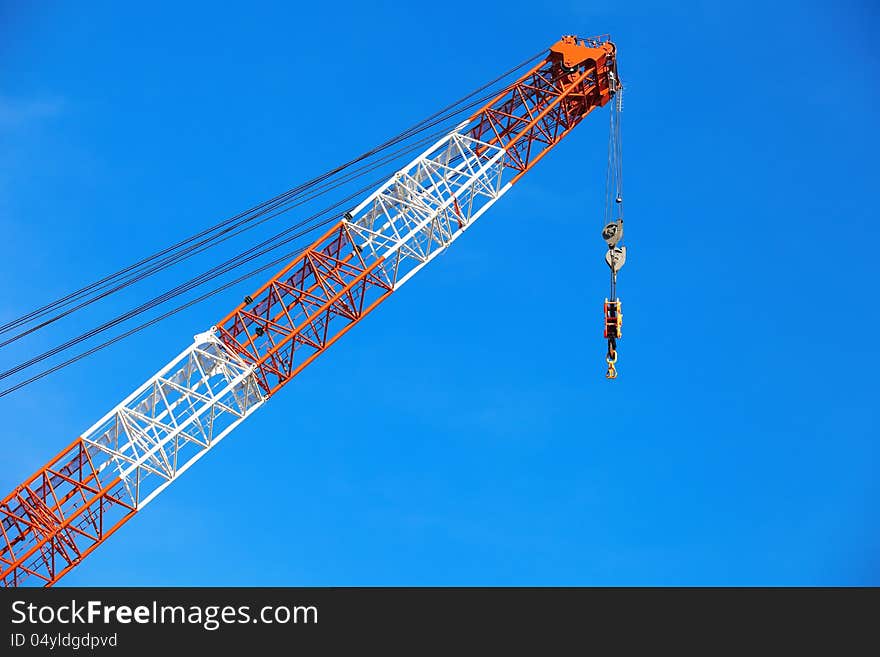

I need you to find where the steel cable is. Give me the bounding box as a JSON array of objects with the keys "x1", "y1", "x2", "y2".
[
  {"x1": 0, "y1": 48, "x2": 551, "y2": 398},
  {"x1": 0, "y1": 48, "x2": 546, "y2": 337}
]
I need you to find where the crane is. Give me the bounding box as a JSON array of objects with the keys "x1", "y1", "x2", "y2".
[{"x1": 0, "y1": 34, "x2": 620, "y2": 586}]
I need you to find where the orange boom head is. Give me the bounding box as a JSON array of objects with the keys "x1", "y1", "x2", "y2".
[{"x1": 550, "y1": 35, "x2": 617, "y2": 108}]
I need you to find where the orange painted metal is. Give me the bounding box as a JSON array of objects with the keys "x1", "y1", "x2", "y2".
[
  {"x1": 604, "y1": 299, "x2": 622, "y2": 339},
  {"x1": 1, "y1": 438, "x2": 135, "y2": 586},
  {"x1": 469, "y1": 35, "x2": 616, "y2": 180},
  {"x1": 216, "y1": 222, "x2": 394, "y2": 395}
]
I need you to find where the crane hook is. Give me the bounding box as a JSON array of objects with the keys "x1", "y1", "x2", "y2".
[{"x1": 605, "y1": 346, "x2": 618, "y2": 379}]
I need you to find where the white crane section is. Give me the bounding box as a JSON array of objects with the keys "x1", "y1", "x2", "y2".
[
  {"x1": 345, "y1": 125, "x2": 512, "y2": 290},
  {"x1": 80, "y1": 333, "x2": 264, "y2": 512}
]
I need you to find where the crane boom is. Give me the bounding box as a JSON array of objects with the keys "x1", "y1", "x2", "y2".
[{"x1": 0, "y1": 34, "x2": 617, "y2": 586}]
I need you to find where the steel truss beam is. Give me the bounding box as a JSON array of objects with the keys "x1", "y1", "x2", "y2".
[
  {"x1": 1, "y1": 334, "x2": 263, "y2": 585},
  {"x1": 1, "y1": 35, "x2": 617, "y2": 586}
]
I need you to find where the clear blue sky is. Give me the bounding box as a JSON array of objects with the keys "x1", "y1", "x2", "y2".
[{"x1": 1, "y1": 1, "x2": 877, "y2": 585}]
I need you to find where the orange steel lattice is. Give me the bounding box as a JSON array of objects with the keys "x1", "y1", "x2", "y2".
[
  {"x1": 216, "y1": 223, "x2": 394, "y2": 396},
  {"x1": 1, "y1": 439, "x2": 134, "y2": 586},
  {"x1": 471, "y1": 35, "x2": 616, "y2": 181}
]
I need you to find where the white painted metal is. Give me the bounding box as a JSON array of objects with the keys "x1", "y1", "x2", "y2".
[
  {"x1": 344, "y1": 128, "x2": 513, "y2": 291},
  {"x1": 80, "y1": 331, "x2": 264, "y2": 511}
]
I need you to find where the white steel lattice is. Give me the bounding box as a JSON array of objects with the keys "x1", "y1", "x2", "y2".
[
  {"x1": 345, "y1": 127, "x2": 511, "y2": 290},
  {"x1": 81, "y1": 331, "x2": 264, "y2": 511}
]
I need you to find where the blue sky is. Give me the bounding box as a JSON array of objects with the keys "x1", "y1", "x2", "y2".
[{"x1": 1, "y1": 1, "x2": 877, "y2": 585}]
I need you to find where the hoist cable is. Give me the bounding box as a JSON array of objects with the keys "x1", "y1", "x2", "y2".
[
  {"x1": 0, "y1": 48, "x2": 554, "y2": 397},
  {"x1": 0, "y1": 93, "x2": 483, "y2": 338},
  {"x1": 0, "y1": 246, "x2": 311, "y2": 400},
  {"x1": 0, "y1": 48, "x2": 546, "y2": 338},
  {"x1": 0, "y1": 183, "x2": 376, "y2": 383},
  {"x1": 0, "y1": 138, "x2": 479, "y2": 385},
  {"x1": 0, "y1": 126, "x2": 453, "y2": 349}
]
